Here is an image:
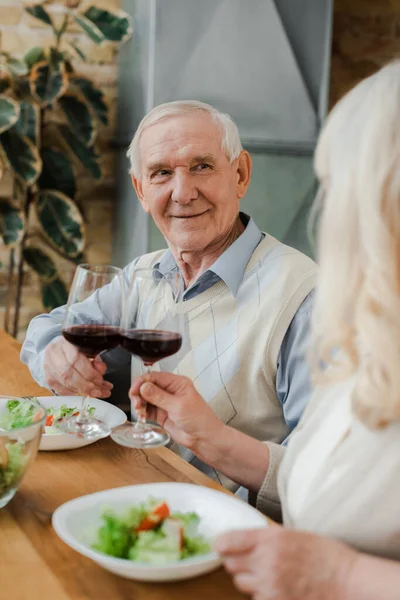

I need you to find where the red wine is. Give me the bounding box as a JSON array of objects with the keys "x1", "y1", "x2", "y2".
[
  {"x1": 121, "y1": 329, "x2": 182, "y2": 365},
  {"x1": 62, "y1": 324, "x2": 122, "y2": 357}
]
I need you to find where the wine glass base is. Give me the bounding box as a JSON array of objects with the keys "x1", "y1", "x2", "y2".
[
  {"x1": 110, "y1": 422, "x2": 170, "y2": 449},
  {"x1": 57, "y1": 416, "x2": 111, "y2": 440}
]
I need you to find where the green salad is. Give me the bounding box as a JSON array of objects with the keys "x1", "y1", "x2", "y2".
[
  {"x1": 0, "y1": 441, "x2": 28, "y2": 498},
  {"x1": 92, "y1": 497, "x2": 211, "y2": 564},
  {"x1": 0, "y1": 399, "x2": 95, "y2": 434}
]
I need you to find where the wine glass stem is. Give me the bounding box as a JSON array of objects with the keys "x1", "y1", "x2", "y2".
[
  {"x1": 134, "y1": 363, "x2": 151, "y2": 428},
  {"x1": 76, "y1": 357, "x2": 94, "y2": 422},
  {"x1": 77, "y1": 394, "x2": 90, "y2": 423}
]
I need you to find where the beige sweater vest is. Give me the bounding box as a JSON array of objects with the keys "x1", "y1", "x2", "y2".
[{"x1": 134, "y1": 234, "x2": 317, "y2": 489}]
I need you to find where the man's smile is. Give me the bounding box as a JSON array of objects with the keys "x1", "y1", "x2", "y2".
[{"x1": 170, "y1": 209, "x2": 210, "y2": 219}]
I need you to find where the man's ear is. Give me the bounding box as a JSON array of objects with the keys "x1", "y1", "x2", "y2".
[
  {"x1": 236, "y1": 150, "x2": 252, "y2": 199},
  {"x1": 131, "y1": 174, "x2": 149, "y2": 213}
]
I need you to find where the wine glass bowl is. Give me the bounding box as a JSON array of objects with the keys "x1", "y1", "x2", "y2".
[
  {"x1": 111, "y1": 269, "x2": 184, "y2": 449},
  {"x1": 62, "y1": 324, "x2": 122, "y2": 358},
  {"x1": 0, "y1": 396, "x2": 46, "y2": 509},
  {"x1": 121, "y1": 330, "x2": 182, "y2": 366},
  {"x1": 57, "y1": 264, "x2": 123, "y2": 439}
]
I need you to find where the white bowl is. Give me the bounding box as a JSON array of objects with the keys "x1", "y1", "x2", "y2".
[
  {"x1": 52, "y1": 482, "x2": 268, "y2": 582},
  {"x1": 37, "y1": 396, "x2": 126, "y2": 451}
]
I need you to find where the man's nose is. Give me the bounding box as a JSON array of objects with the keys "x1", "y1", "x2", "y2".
[{"x1": 170, "y1": 172, "x2": 198, "y2": 204}]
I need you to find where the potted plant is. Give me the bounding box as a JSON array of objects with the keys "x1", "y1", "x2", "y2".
[{"x1": 0, "y1": 1, "x2": 132, "y2": 336}]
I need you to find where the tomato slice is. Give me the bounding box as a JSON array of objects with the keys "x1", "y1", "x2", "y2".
[
  {"x1": 45, "y1": 415, "x2": 54, "y2": 427},
  {"x1": 136, "y1": 501, "x2": 170, "y2": 532},
  {"x1": 33, "y1": 411, "x2": 42, "y2": 423}
]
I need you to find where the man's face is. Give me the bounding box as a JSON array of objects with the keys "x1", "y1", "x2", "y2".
[{"x1": 132, "y1": 113, "x2": 251, "y2": 253}]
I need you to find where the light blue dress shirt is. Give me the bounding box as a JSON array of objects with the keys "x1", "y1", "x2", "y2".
[{"x1": 21, "y1": 213, "x2": 313, "y2": 434}]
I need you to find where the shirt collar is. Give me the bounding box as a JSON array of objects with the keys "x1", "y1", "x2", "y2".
[{"x1": 156, "y1": 213, "x2": 263, "y2": 296}]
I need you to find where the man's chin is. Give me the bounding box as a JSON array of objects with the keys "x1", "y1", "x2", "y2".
[{"x1": 168, "y1": 231, "x2": 212, "y2": 253}]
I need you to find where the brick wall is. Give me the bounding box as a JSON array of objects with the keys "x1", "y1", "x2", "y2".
[
  {"x1": 0, "y1": 0, "x2": 121, "y2": 339},
  {"x1": 331, "y1": 0, "x2": 400, "y2": 105}
]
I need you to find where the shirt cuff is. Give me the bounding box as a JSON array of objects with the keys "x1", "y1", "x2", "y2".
[{"x1": 249, "y1": 442, "x2": 286, "y2": 522}]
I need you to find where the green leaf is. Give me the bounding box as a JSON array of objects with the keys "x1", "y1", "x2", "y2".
[
  {"x1": 35, "y1": 190, "x2": 85, "y2": 258},
  {"x1": 58, "y1": 94, "x2": 95, "y2": 146},
  {"x1": 6, "y1": 57, "x2": 28, "y2": 77},
  {"x1": 83, "y1": 6, "x2": 132, "y2": 42},
  {"x1": 49, "y1": 47, "x2": 65, "y2": 71},
  {"x1": 0, "y1": 68, "x2": 11, "y2": 93},
  {"x1": 69, "y1": 43, "x2": 86, "y2": 61},
  {"x1": 23, "y1": 247, "x2": 57, "y2": 280},
  {"x1": 60, "y1": 125, "x2": 101, "y2": 180},
  {"x1": 14, "y1": 78, "x2": 32, "y2": 101},
  {"x1": 73, "y1": 13, "x2": 105, "y2": 44},
  {"x1": 0, "y1": 129, "x2": 42, "y2": 185},
  {"x1": 70, "y1": 76, "x2": 108, "y2": 125},
  {"x1": 41, "y1": 277, "x2": 68, "y2": 311},
  {"x1": 0, "y1": 96, "x2": 20, "y2": 134},
  {"x1": 13, "y1": 101, "x2": 39, "y2": 144},
  {"x1": 0, "y1": 201, "x2": 25, "y2": 247},
  {"x1": 25, "y1": 4, "x2": 53, "y2": 27},
  {"x1": 24, "y1": 46, "x2": 45, "y2": 70},
  {"x1": 39, "y1": 148, "x2": 76, "y2": 199},
  {"x1": 30, "y1": 61, "x2": 68, "y2": 106}
]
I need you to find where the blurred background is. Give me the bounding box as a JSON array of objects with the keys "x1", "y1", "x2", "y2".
[{"x1": 0, "y1": 0, "x2": 397, "y2": 340}]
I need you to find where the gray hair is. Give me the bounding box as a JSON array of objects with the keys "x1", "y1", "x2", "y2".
[{"x1": 127, "y1": 100, "x2": 243, "y2": 177}]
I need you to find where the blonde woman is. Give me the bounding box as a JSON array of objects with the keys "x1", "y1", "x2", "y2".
[{"x1": 130, "y1": 61, "x2": 400, "y2": 599}]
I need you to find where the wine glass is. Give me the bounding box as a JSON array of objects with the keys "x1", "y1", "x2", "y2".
[
  {"x1": 110, "y1": 268, "x2": 185, "y2": 448},
  {"x1": 57, "y1": 264, "x2": 122, "y2": 439}
]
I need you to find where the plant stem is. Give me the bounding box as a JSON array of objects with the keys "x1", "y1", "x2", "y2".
[
  {"x1": 4, "y1": 248, "x2": 15, "y2": 334},
  {"x1": 12, "y1": 240, "x2": 25, "y2": 339},
  {"x1": 55, "y1": 13, "x2": 70, "y2": 51},
  {"x1": 11, "y1": 186, "x2": 33, "y2": 339}
]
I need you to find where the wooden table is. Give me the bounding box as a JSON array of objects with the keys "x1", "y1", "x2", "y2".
[{"x1": 0, "y1": 330, "x2": 247, "y2": 599}]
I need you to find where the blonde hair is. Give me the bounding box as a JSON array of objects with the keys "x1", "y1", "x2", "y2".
[
  {"x1": 126, "y1": 100, "x2": 243, "y2": 177},
  {"x1": 311, "y1": 61, "x2": 400, "y2": 428}
]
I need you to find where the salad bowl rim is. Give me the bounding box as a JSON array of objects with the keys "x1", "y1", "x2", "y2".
[
  {"x1": 52, "y1": 482, "x2": 268, "y2": 570},
  {"x1": 0, "y1": 395, "x2": 46, "y2": 433},
  {"x1": 35, "y1": 395, "x2": 126, "y2": 438}
]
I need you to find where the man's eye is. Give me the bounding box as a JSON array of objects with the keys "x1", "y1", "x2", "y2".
[
  {"x1": 194, "y1": 163, "x2": 211, "y2": 171},
  {"x1": 152, "y1": 169, "x2": 171, "y2": 178}
]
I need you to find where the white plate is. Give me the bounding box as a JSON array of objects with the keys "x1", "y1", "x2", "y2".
[
  {"x1": 37, "y1": 396, "x2": 126, "y2": 451},
  {"x1": 52, "y1": 482, "x2": 268, "y2": 582}
]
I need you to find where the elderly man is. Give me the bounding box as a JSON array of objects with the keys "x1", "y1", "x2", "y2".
[{"x1": 21, "y1": 100, "x2": 316, "y2": 487}]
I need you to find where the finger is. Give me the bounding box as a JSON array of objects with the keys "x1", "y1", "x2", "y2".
[
  {"x1": 132, "y1": 398, "x2": 147, "y2": 421},
  {"x1": 51, "y1": 358, "x2": 112, "y2": 399},
  {"x1": 132, "y1": 394, "x2": 146, "y2": 411},
  {"x1": 222, "y1": 554, "x2": 251, "y2": 575},
  {"x1": 60, "y1": 345, "x2": 113, "y2": 396},
  {"x1": 92, "y1": 357, "x2": 107, "y2": 376},
  {"x1": 214, "y1": 529, "x2": 264, "y2": 555},
  {"x1": 62, "y1": 343, "x2": 110, "y2": 387},
  {"x1": 232, "y1": 573, "x2": 256, "y2": 596},
  {"x1": 135, "y1": 371, "x2": 191, "y2": 395},
  {"x1": 130, "y1": 375, "x2": 148, "y2": 397},
  {"x1": 137, "y1": 381, "x2": 176, "y2": 411}
]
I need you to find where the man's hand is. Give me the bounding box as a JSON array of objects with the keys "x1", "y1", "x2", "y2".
[
  {"x1": 44, "y1": 337, "x2": 113, "y2": 398},
  {"x1": 129, "y1": 372, "x2": 224, "y2": 451},
  {"x1": 215, "y1": 526, "x2": 357, "y2": 600}
]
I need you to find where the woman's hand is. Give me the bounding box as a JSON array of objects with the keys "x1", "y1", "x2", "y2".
[
  {"x1": 129, "y1": 372, "x2": 224, "y2": 453},
  {"x1": 215, "y1": 525, "x2": 357, "y2": 600}
]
